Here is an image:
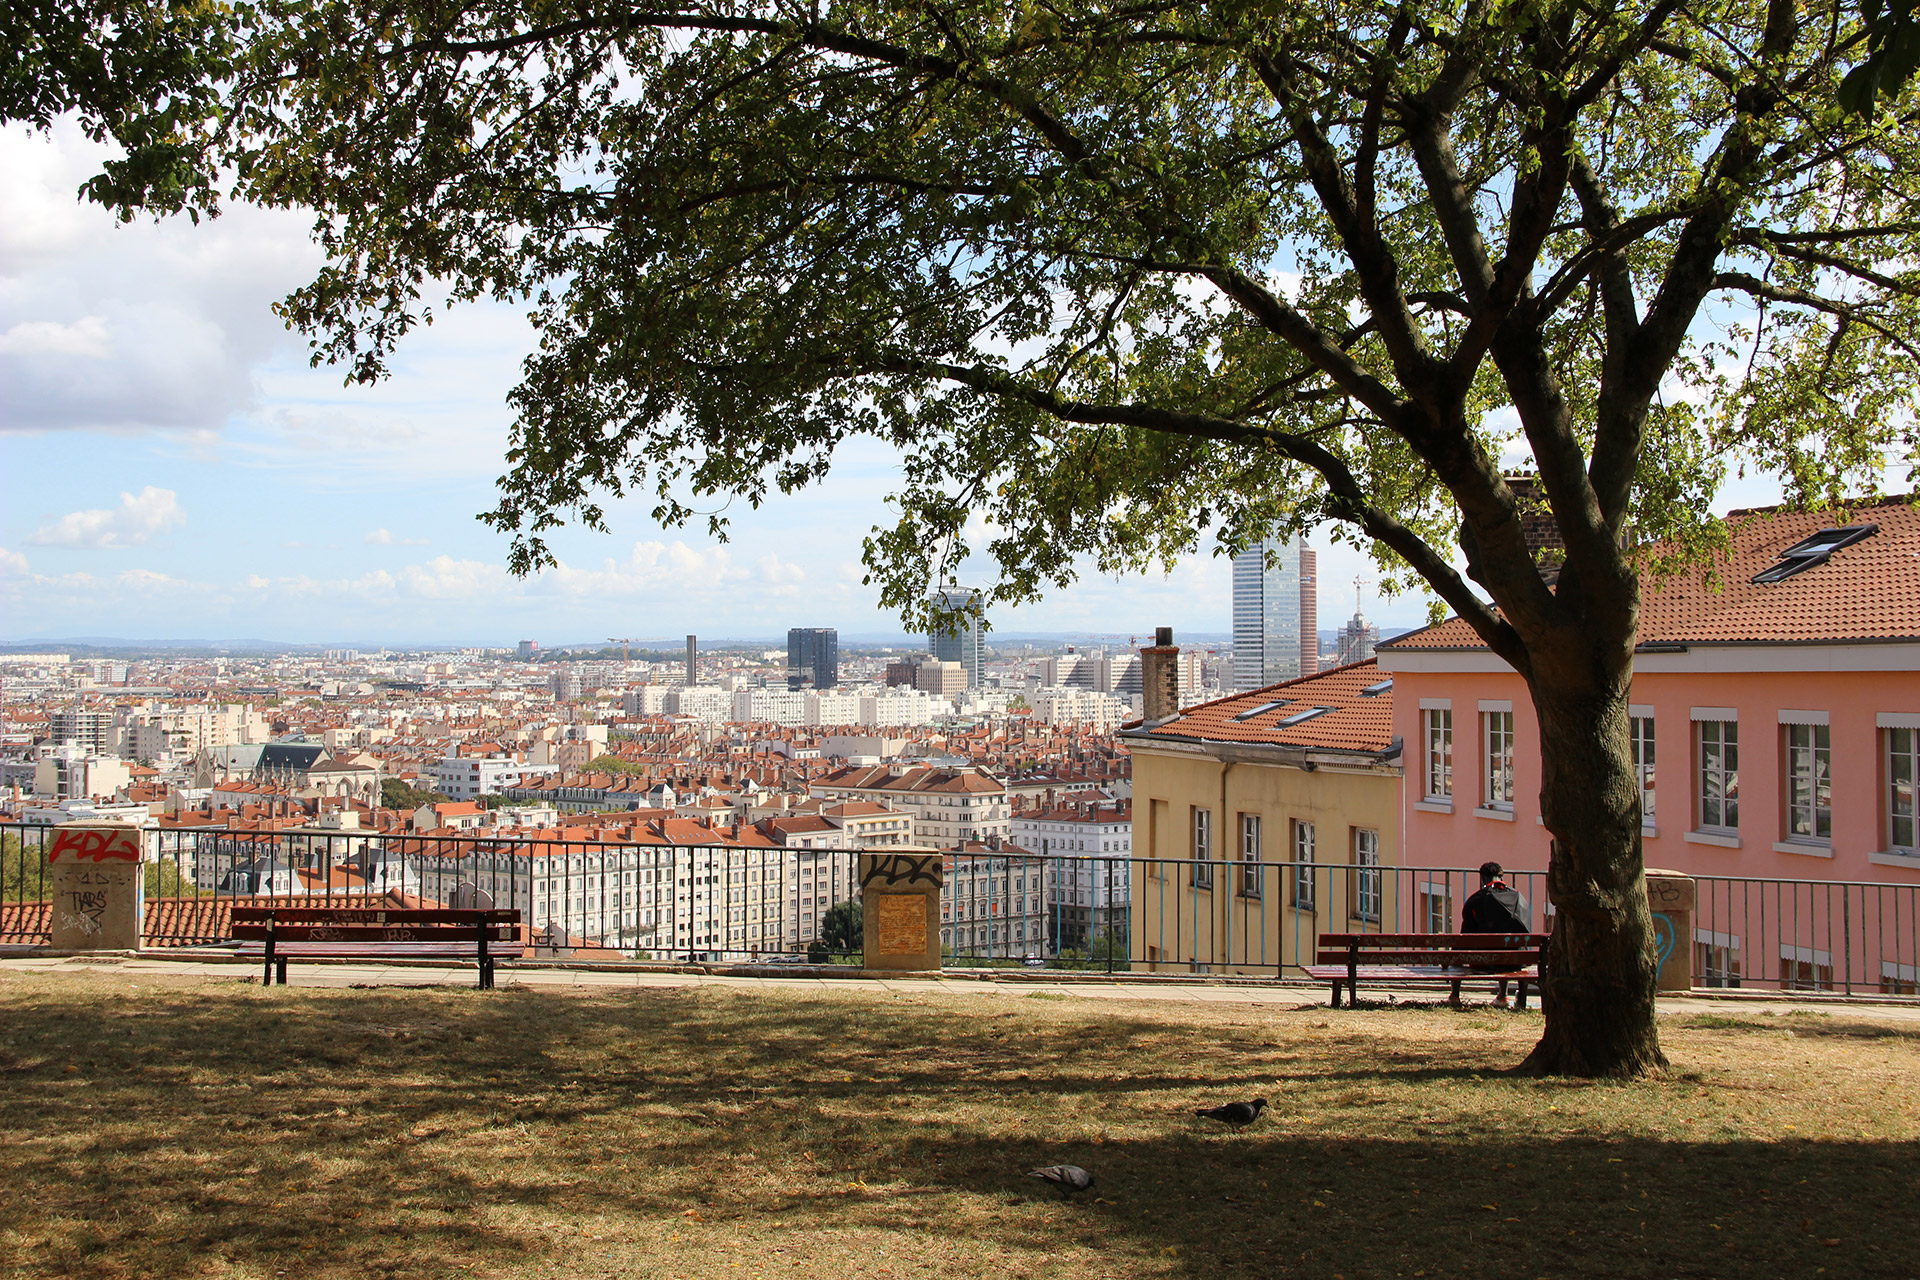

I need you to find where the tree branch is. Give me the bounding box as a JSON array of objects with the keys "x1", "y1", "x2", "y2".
[{"x1": 893, "y1": 356, "x2": 1523, "y2": 666}]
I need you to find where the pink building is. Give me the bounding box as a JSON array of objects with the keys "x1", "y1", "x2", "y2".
[{"x1": 1377, "y1": 497, "x2": 1920, "y2": 992}]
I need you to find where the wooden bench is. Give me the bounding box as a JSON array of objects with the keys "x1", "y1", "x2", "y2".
[
  {"x1": 1306, "y1": 932, "x2": 1549, "y2": 1009},
  {"x1": 231, "y1": 907, "x2": 524, "y2": 989}
]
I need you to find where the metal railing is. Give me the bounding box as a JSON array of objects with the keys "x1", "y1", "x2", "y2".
[
  {"x1": 1695, "y1": 873, "x2": 1920, "y2": 996},
  {"x1": 943, "y1": 855, "x2": 1547, "y2": 975},
  {"x1": 3, "y1": 822, "x2": 1916, "y2": 996}
]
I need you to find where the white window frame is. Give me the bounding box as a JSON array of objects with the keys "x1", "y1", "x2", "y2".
[
  {"x1": 1191, "y1": 806, "x2": 1213, "y2": 889},
  {"x1": 1239, "y1": 814, "x2": 1263, "y2": 898},
  {"x1": 1420, "y1": 704, "x2": 1453, "y2": 800},
  {"x1": 1886, "y1": 724, "x2": 1918, "y2": 853},
  {"x1": 1783, "y1": 721, "x2": 1832, "y2": 844},
  {"x1": 1352, "y1": 828, "x2": 1381, "y2": 924},
  {"x1": 1290, "y1": 820, "x2": 1316, "y2": 910},
  {"x1": 1629, "y1": 708, "x2": 1656, "y2": 828},
  {"x1": 1695, "y1": 717, "x2": 1739, "y2": 833},
  {"x1": 1481, "y1": 708, "x2": 1516, "y2": 810}
]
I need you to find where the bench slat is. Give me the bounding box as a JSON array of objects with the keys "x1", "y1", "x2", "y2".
[
  {"x1": 236, "y1": 941, "x2": 527, "y2": 959},
  {"x1": 1304, "y1": 964, "x2": 1539, "y2": 981},
  {"x1": 231, "y1": 908, "x2": 520, "y2": 925},
  {"x1": 1314, "y1": 949, "x2": 1541, "y2": 965},
  {"x1": 233, "y1": 925, "x2": 517, "y2": 943},
  {"x1": 1318, "y1": 932, "x2": 1547, "y2": 947}
]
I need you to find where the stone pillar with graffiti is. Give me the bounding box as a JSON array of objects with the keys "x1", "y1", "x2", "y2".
[
  {"x1": 48, "y1": 824, "x2": 144, "y2": 951},
  {"x1": 860, "y1": 852, "x2": 943, "y2": 973},
  {"x1": 1645, "y1": 869, "x2": 1695, "y2": 993}
]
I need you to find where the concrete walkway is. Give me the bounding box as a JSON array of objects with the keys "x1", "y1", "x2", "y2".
[{"x1": 6, "y1": 951, "x2": 1920, "y2": 1024}]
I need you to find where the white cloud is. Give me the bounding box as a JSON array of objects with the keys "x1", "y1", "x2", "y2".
[
  {"x1": 364, "y1": 528, "x2": 394, "y2": 544},
  {"x1": 0, "y1": 121, "x2": 324, "y2": 434},
  {"x1": 757, "y1": 553, "x2": 806, "y2": 585},
  {"x1": 0, "y1": 546, "x2": 28, "y2": 575},
  {"x1": 30, "y1": 487, "x2": 185, "y2": 549},
  {"x1": 398, "y1": 556, "x2": 508, "y2": 600},
  {"x1": 0, "y1": 316, "x2": 109, "y2": 357}
]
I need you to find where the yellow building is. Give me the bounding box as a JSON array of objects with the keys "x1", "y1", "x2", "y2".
[{"x1": 1121, "y1": 660, "x2": 1402, "y2": 975}]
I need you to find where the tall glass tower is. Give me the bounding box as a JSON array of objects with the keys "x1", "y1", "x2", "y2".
[
  {"x1": 1231, "y1": 538, "x2": 1319, "y2": 691},
  {"x1": 786, "y1": 627, "x2": 839, "y2": 690},
  {"x1": 929, "y1": 586, "x2": 985, "y2": 688}
]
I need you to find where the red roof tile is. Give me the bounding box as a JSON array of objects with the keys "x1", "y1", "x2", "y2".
[
  {"x1": 1383, "y1": 497, "x2": 1920, "y2": 650},
  {"x1": 1132, "y1": 660, "x2": 1396, "y2": 754}
]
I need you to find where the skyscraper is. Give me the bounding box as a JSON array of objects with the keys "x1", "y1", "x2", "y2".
[
  {"x1": 1231, "y1": 538, "x2": 1319, "y2": 691},
  {"x1": 786, "y1": 627, "x2": 840, "y2": 690},
  {"x1": 929, "y1": 586, "x2": 985, "y2": 688}
]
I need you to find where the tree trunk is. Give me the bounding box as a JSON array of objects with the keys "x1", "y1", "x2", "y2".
[{"x1": 1521, "y1": 671, "x2": 1668, "y2": 1077}]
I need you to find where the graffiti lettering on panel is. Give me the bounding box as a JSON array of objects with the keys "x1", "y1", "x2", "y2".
[{"x1": 48, "y1": 825, "x2": 143, "y2": 951}]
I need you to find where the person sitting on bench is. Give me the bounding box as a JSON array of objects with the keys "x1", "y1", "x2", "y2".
[{"x1": 1462, "y1": 861, "x2": 1531, "y2": 1007}]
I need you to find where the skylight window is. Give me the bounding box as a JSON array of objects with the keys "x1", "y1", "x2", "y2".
[
  {"x1": 1275, "y1": 706, "x2": 1335, "y2": 727},
  {"x1": 1360, "y1": 679, "x2": 1393, "y2": 697},
  {"x1": 1232, "y1": 699, "x2": 1291, "y2": 722},
  {"x1": 1751, "y1": 524, "x2": 1878, "y2": 584}
]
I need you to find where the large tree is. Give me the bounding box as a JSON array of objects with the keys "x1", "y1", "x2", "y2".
[{"x1": 36, "y1": 0, "x2": 1920, "y2": 1074}]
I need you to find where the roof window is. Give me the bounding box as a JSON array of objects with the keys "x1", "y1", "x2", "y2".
[
  {"x1": 1360, "y1": 678, "x2": 1393, "y2": 697},
  {"x1": 1232, "y1": 699, "x2": 1292, "y2": 722},
  {"x1": 1750, "y1": 524, "x2": 1878, "y2": 583},
  {"x1": 1274, "y1": 706, "x2": 1336, "y2": 727}
]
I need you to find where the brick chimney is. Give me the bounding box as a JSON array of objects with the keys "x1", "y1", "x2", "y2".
[
  {"x1": 1140, "y1": 626, "x2": 1180, "y2": 726},
  {"x1": 1504, "y1": 473, "x2": 1565, "y2": 573}
]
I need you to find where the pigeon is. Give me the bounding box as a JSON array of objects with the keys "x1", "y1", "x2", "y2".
[
  {"x1": 1194, "y1": 1098, "x2": 1268, "y2": 1130},
  {"x1": 1027, "y1": 1164, "x2": 1095, "y2": 1193}
]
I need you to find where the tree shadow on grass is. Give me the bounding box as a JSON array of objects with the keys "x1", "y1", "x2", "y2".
[{"x1": 0, "y1": 979, "x2": 1912, "y2": 1279}]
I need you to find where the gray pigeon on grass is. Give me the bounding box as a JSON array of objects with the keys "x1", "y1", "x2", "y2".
[
  {"x1": 1027, "y1": 1164, "x2": 1094, "y2": 1193},
  {"x1": 1194, "y1": 1098, "x2": 1268, "y2": 1130}
]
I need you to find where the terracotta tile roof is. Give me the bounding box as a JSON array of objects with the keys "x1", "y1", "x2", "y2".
[
  {"x1": 1130, "y1": 660, "x2": 1396, "y2": 754},
  {"x1": 1382, "y1": 496, "x2": 1920, "y2": 650}
]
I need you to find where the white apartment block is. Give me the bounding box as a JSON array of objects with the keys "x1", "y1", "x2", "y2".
[
  {"x1": 431, "y1": 755, "x2": 559, "y2": 800},
  {"x1": 810, "y1": 765, "x2": 1011, "y2": 845},
  {"x1": 942, "y1": 835, "x2": 1132, "y2": 961}
]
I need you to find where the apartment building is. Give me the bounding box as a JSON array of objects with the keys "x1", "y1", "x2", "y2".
[
  {"x1": 1121, "y1": 660, "x2": 1402, "y2": 974},
  {"x1": 944, "y1": 801, "x2": 1136, "y2": 959},
  {"x1": 809, "y1": 764, "x2": 1011, "y2": 844},
  {"x1": 1378, "y1": 497, "x2": 1920, "y2": 989}
]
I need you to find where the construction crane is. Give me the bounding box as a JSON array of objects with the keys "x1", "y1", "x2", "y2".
[{"x1": 608, "y1": 637, "x2": 635, "y2": 686}]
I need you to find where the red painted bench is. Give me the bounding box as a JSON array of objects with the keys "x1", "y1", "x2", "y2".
[
  {"x1": 1306, "y1": 932, "x2": 1549, "y2": 1009},
  {"x1": 231, "y1": 906, "x2": 523, "y2": 989}
]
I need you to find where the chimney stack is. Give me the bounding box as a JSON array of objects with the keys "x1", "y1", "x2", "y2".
[{"x1": 1140, "y1": 626, "x2": 1180, "y2": 726}]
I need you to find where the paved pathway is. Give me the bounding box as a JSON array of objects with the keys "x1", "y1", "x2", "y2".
[{"x1": 6, "y1": 952, "x2": 1919, "y2": 1023}]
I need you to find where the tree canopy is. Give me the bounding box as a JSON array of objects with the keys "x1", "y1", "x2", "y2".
[{"x1": 51, "y1": 0, "x2": 1916, "y2": 642}]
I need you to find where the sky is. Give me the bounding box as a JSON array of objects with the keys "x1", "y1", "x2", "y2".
[{"x1": 0, "y1": 119, "x2": 1814, "y2": 650}]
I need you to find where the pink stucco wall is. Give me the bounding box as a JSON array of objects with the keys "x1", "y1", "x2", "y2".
[
  {"x1": 1376, "y1": 651, "x2": 1920, "y2": 990},
  {"x1": 1381, "y1": 661, "x2": 1920, "y2": 884}
]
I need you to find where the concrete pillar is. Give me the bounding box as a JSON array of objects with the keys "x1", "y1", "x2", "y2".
[
  {"x1": 1645, "y1": 869, "x2": 1695, "y2": 992},
  {"x1": 47, "y1": 823, "x2": 143, "y2": 951},
  {"x1": 860, "y1": 852, "x2": 943, "y2": 972}
]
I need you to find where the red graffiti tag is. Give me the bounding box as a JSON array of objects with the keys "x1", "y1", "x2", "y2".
[{"x1": 47, "y1": 828, "x2": 142, "y2": 864}]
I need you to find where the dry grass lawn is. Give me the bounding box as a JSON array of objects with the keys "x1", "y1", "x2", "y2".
[{"x1": 0, "y1": 968, "x2": 1916, "y2": 1280}]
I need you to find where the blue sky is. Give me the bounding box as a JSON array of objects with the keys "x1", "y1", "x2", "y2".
[{"x1": 0, "y1": 120, "x2": 1814, "y2": 648}]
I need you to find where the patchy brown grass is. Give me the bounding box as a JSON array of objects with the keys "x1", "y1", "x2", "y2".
[{"x1": 0, "y1": 969, "x2": 1915, "y2": 1280}]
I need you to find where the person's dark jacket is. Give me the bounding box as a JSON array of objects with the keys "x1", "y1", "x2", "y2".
[{"x1": 1462, "y1": 882, "x2": 1531, "y2": 934}]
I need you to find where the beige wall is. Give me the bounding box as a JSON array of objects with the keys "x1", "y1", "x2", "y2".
[{"x1": 1129, "y1": 743, "x2": 1402, "y2": 975}]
